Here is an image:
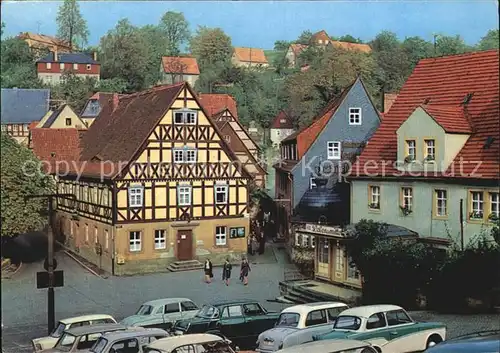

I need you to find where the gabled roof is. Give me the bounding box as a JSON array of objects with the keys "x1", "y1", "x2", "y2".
[
  {"x1": 37, "y1": 52, "x2": 98, "y2": 64},
  {"x1": 161, "y1": 56, "x2": 200, "y2": 75},
  {"x1": 331, "y1": 40, "x2": 371, "y2": 53},
  {"x1": 289, "y1": 43, "x2": 308, "y2": 56},
  {"x1": 354, "y1": 49, "x2": 499, "y2": 180},
  {"x1": 1, "y1": 88, "x2": 50, "y2": 124},
  {"x1": 233, "y1": 47, "x2": 268, "y2": 64},
  {"x1": 310, "y1": 30, "x2": 330, "y2": 43},
  {"x1": 419, "y1": 104, "x2": 472, "y2": 134},
  {"x1": 282, "y1": 79, "x2": 357, "y2": 159},
  {"x1": 18, "y1": 32, "x2": 72, "y2": 51},
  {"x1": 271, "y1": 111, "x2": 294, "y2": 129},
  {"x1": 198, "y1": 93, "x2": 238, "y2": 120},
  {"x1": 80, "y1": 92, "x2": 121, "y2": 118},
  {"x1": 31, "y1": 128, "x2": 82, "y2": 161},
  {"x1": 41, "y1": 104, "x2": 85, "y2": 128}
]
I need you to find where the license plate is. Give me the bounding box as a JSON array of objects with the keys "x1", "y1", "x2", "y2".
[{"x1": 264, "y1": 340, "x2": 274, "y2": 346}]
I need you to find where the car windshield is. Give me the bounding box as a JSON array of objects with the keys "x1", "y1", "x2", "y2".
[
  {"x1": 276, "y1": 313, "x2": 300, "y2": 327},
  {"x1": 196, "y1": 305, "x2": 219, "y2": 318},
  {"x1": 90, "y1": 337, "x2": 108, "y2": 353},
  {"x1": 136, "y1": 304, "x2": 154, "y2": 315},
  {"x1": 333, "y1": 315, "x2": 362, "y2": 330},
  {"x1": 50, "y1": 322, "x2": 67, "y2": 338},
  {"x1": 54, "y1": 332, "x2": 77, "y2": 351}
]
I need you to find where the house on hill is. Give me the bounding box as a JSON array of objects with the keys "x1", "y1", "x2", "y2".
[
  {"x1": 232, "y1": 47, "x2": 269, "y2": 68},
  {"x1": 274, "y1": 77, "x2": 381, "y2": 287},
  {"x1": 30, "y1": 128, "x2": 84, "y2": 162},
  {"x1": 199, "y1": 93, "x2": 267, "y2": 188},
  {"x1": 18, "y1": 32, "x2": 72, "y2": 54},
  {"x1": 36, "y1": 104, "x2": 87, "y2": 130},
  {"x1": 0, "y1": 88, "x2": 50, "y2": 145},
  {"x1": 285, "y1": 44, "x2": 308, "y2": 68},
  {"x1": 44, "y1": 82, "x2": 251, "y2": 275},
  {"x1": 350, "y1": 50, "x2": 500, "y2": 248},
  {"x1": 160, "y1": 56, "x2": 200, "y2": 87},
  {"x1": 36, "y1": 51, "x2": 100, "y2": 85},
  {"x1": 270, "y1": 110, "x2": 295, "y2": 147}
]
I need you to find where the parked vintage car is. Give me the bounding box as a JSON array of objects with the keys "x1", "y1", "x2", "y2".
[
  {"x1": 120, "y1": 298, "x2": 199, "y2": 330},
  {"x1": 41, "y1": 324, "x2": 140, "y2": 352},
  {"x1": 171, "y1": 300, "x2": 280, "y2": 349},
  {"x1": 89, "y1": 328, "x2": 169, "y2": 353},
  {"x1": 314, "y1": 304, "x2": 446, "y2": 353},
  {"x1": 256, "y1": 301, "x2": 349, "y2": 352},
  {"x1": 276, "y1": 339, "x2": 379, "y2": 353},
  {"x1": 425, "y1": 330, "x2": 500, "y2": 353},
  {"x1": 32, "y1": 314, "x2": 117, "y2": 351},
  {"x1": 144, "y1": 333, "x2": 239, "y2": 353}
]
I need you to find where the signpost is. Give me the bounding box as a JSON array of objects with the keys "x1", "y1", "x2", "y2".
[{"x1": 25, "y1": 193, "x2": 76, "y2": 334}]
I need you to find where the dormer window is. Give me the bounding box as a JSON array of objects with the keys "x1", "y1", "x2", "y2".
[
  {"x1": 327, "y1": 141, "x2": 341, "y2": 160},
  {"x1": 174, "y1": 109, "x2": 197, "y2": 125},
  {"x1": 349, "y1": 108, "x2": 362, "y2": 125},
  {"x1": 405, "y1": 140, "x2": 416, "y2": 162},
  {"x1": 310, "y1": 178, "x2": 317, "y2": 189},
  {"x1": 424, "y1": 139, "x2": 435, "y2": 161},
  {"x1": 280, "y1": 119, "x2": 286, "y2": 124}
]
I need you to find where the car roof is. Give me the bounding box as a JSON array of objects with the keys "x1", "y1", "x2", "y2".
[
  {"x1": 209, "y1": 299, "x2": 257, "y2": 307},
  {"x1": 276, "y1": 339, "x2": 371, "y2": 353},
  {"x1": 59, "y1": 314, "x2": 115, "y2": 325},
  {"x1": 65, "y1": 323, "x2": 129, "y2": 336},
  {"x1": 146, "y1": 333, "x2": 224, "y2": 351},
  {"x1": 283, "y1": 302, "x2": 348, "y2": 315},
  {"x1": 100, "y1": 328, "x2": 168, "y2": 341},
  {"x1": 339, "y1": 304, "x2": 404, "y2": 318},
  {"x1": 428, "y1": 331, "x2": 500, "y2": 352},
  {"x1": 142, "y1": 298, "x2": 194, "y2": 307}
]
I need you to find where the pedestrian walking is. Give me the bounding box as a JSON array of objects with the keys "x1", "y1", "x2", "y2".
[
  {"x1": 222, "y1": 258, "x2": 232, "y2": 286},
  {"x1": 240, "y1": 257, "x2": 251, "y2": 285},
  {"x1": 251, "y1": 235, "x2": 258, "y2": 255},
  {"x1": 203, "y1": 258, "x2": 213, "y2": 283}
]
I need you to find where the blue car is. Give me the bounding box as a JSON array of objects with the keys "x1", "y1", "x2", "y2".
[{"x1": 425, "y1": 330, "x2": 500, "y2": 353}]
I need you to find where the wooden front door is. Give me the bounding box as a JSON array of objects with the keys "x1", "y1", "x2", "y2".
[{"x1": 176, "y1": 230, "x2": 193, "y2": 261}]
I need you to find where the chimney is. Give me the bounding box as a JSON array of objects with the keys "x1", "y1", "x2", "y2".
[
  {"x1": 54, "y1": 47, "x2": 58, "y2": 62},
  {"x1": 93, "y1": 51, "x2": 97, "y2": 62}
]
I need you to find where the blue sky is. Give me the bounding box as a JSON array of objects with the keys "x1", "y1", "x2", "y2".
[{"x1": 2, "y1": 1, "x2": 498, "y2": 49}]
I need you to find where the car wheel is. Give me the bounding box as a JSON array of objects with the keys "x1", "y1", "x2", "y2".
[{"x1": 426, "y1": 334, "x2": 443, "y2": 348}]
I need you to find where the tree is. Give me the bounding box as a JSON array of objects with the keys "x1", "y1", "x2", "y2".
[
  {"x1": 274, "y1": 40, "x2": 291, "y2": 51},
  {"x1": 189, "y1": 26, "x2": 233, "y2": 70},
  {"x1": 159, "y1": 11, "x2": 190, "y2": 56},
  {"x1": 402, "y1": 36, "x2": 434, "y2": 69},
  {"x1": 138, "y1": 25, "x2": 169, "y2": 86},
  {"x1": 435, "y1": 35, "x2": 469, "y2": 56},
  {"x1": 99, "y1": 19, "x2": 149, "y2": 92},
  {"x1": 96, "y1": 77, "x2": 128, "y2": 93},
  {"x1": 296, "y1": 30, "x2": 313, "y2": 45},
  {"x1": 1, "y1": 37, "x2": 43, "y2": 89},
  {"x1": 51, "y1": 71, "x2": 97, "y2": 113},
  {"x1": 338, "y1": 34, "x2": 362, "y2": 43},
  {"x1": 56, "y1": 0, "x2": 89, "y2": 49},
  {"x1": 1, "y1": 132, "x2": 54, "y2": 237},
  {"x1": 477, "y1": 29, "x2": 499, "y2": 50}
]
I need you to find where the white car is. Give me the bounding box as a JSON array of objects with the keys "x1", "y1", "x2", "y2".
[
  {"x1": 256, "y1": 301, "x2": 349, "y2": 352},
  {"x1": 144, "y1": 333, "x2": 238, "y2": 353},
  {"x1": 276, "y1": 339, "x2": 379, "y2": 353},
  {"x1": 314, "y1": 304, "x2": 446, "y2": 353},
  {"x1": 32, "y1": 314, "x2": 117, "y2": 351}
]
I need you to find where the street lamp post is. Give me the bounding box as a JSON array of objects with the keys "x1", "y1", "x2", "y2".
[{"x1": 24, "y1": 193, "x2": 76, "y2": 334}]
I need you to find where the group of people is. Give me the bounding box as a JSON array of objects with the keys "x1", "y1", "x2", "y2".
[{"x1": 203, "y1": 257, "x2": 251, "y2": 286}]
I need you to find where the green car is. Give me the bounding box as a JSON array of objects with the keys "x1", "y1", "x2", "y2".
[
  {"x1": 171, "y1": 299, "x2": 280, "y2": 350},
  {"x1": 314, "y1": 304, "x2": 446, "y2": 353}
]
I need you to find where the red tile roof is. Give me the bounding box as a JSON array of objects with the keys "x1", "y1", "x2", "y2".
[
  {"x1": 420, "y1": 104, "x2": 472, "y2": 133},
  {"x1": 28, "y1": 121, "x2": 39, "y2": 130},
  {"x1": 271, "y1": 111, "x2": 294, "y2": 129},
  {"x1": 233, "y1": 47, "x2": 268, "y2": 64},
  {"x1": 31, "y1": 128, "x2": 82, "y2": 162},
  {"x1": 289, "y1": 44, "x2": 308, "y2": 56},
  {"x1": 311, "y1": 30, "x2": 330, "y2": 44},
  {"x1": 198, "y1": 94, "x2": 239, "y2": 120},
  {"x1": 282, "y1": 80, "x2": 356, "y2": 159},
  {"x1": 331, "y1": 41, "x2": 372, "y2": 53},
  {"x1": 353, "y1": 50, "x2": 499, "y2": 180},
  {"x1": 162, "y1": 56, "x2": 200, "y2": 75}
]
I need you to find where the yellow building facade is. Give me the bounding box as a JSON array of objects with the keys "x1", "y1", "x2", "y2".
[{"x1": 53, "y1": 83, "x2": 250, "y2": 275}]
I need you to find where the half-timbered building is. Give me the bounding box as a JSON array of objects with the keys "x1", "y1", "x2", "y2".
[
  {"x1": 199, "y1": 93, "x2": 267, "y2": 188},
  {"x1": 52, "y1": 82, "x2": 251, "y2": 275}
]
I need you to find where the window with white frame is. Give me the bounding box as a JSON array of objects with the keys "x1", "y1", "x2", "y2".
[
  {"x1": 406, "y1": 140, "x2": 416, "y2": 160},
  {"x1": 173, "y1": 150, "x2": 184, "y2": 163},
  {"x1": 46, "y1": 62, "x2": 52, "y2": 69},
  {"x1": 94, "y1": 227, "x2": 98, "y2": 244},
  {"x1": 85, "y1": 224, "x2": 89, "y2": 242},
  {"x1": 185, "y1": 149, "x2": 196, "y2": 163},
  {"x1": 490, "y1": 192, "x2": 499, "y2": 220},
  {"x1": 470, "y1": 191, "x2": 484, "y2": 219},
  {"x1": 349, "y1": 108, "x2": 362, "y2": 125},
  {"x1": 318, "y1": 238, "x2": 329, "y2": 264},
  {"x1": 73, "y1": 63, "x2": 78, "y2": 70},
  {"x1": 215, "y1": 226, "x2": 227, "y2": 246},
  {"x1": 104, "y1": 229, "x2": 109, "y2": 250},
  {"x1": 310, "y1": 178, "x2": 317, "y2": 189},
  {"x1": 178, "y1": 185, "x2": 192, "y2": 206},
  {"x1": 401, "y1": 187, "x2": 413, "y2": 211},
  {"x1": 128, "y1": 186, "x2": 143, "y2": 208},
  {"x1": 327, "y1": 141, "x2": 341, "y2": 160},
  {"x1": 302, "y1": 234, "x2": 310, "y2": 247},
  {"x1": 435, "y1": 189, "x2": 447, "y2": 217},
  {"x1": 129, "y1": 231, "x2": 141, "y2": 252},
  {"x1": 214, "y1": 184, "x2": 228, "y2": 204},
  {"x1": 60, "y1": 63, "x2": 65, "y2": 70},
  {"x1": 154, "y1": 230, "x2": 167, "y2": 250},
  {"x1": 86, "y1": 64, "x2": 91, "y2": 71},
  {"x1": 425, "y1": 139, "x2": 436, "y2": 160},
  {"x1": 173, "y1": 149, "x2": 197, "y2": 163},
  {"x1": 369, "y1": 185, "x2": 380, "y2": 209},
  {"x1": 335, "y1": 247, "x2": 343, "y2": 271},
  {"x1": 173, "y1": 110, "x2": 197, "y2": 125},
  {"x1": 280, "y1": 119, "x2": 286, "y2": 124}
]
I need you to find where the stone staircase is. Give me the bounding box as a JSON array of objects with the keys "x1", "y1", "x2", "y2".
[
  {"x1": 167, "y1": 260, "x2": 204, "y2": 272},
  {"x1": 277, "y1": 279, "x2": 361, "y2": 305}
]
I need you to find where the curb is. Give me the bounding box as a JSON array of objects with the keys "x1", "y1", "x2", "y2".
[{"x1": 63, "y1": 250, "x2": 105, "y2": 279}]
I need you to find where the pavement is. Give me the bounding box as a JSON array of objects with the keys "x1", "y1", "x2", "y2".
[{"x1": 2, "y1": 244, "x2": 499, "y2": 353}]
